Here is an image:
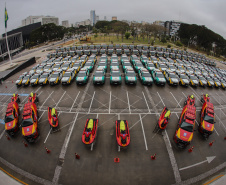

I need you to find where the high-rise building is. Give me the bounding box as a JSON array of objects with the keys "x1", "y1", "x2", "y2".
[
  {"x1": 112, "y1": 16, "x2": 117, "y2": 21},
  {"x1": 62, "y1": 20, "x2": 69, "y2": 28},
  {"x1": 90, "y1": 10, "x2": 96, "y2": 26},
  {"x1": 22, "y1": 16, "x2": 59, "y2": 26},
  {"x1": 104, "y1": 16, "x2": 107, "y2": 21},
  {"x1": 96, "y1": 16, "x2": 99, "y2": 22}
]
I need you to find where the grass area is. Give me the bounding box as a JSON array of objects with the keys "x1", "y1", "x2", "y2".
[{"x1": 90, "y1": 34, "x2": 171, "y2": 46}]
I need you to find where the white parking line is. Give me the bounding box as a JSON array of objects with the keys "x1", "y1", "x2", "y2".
[
  {"x1": 69, "y1": 91, "x2": 80, "y2": 112},
  {"x1": 157, "y1": 92, "x2": 165, "y2": 107},
  {"x1": 35, "y1": 86, "x2": 41, "y2": 93},
  {"x1": 164, "y1": 130, "x2": 172, "y2": 148},
  {"x1": 215, "y1": 92, "x2": 226, "y2": 104},
  {"x1": 55, "y1": 91, "x2": 66, "y2": 108},
  {"x1": 188, "y1": 86, "x2": 202, "y2": 103},
  {"x1": 88, "y1": 91, "x2": 95, "y2": 114},
  {"x1": 211, "y1": 95, "x2": 223, "y2": 108},
  {"x1": 170, "y1": 92, "x2": 182, "y2": 108},
  {"x1": 127, "y1": 91, "x2": 131, "y2": 114},
  {"x1": 215, "y1": 113, "x2": 226, "y2": 131},
  {"x1": 139, "y1": 114, "x2": 148, "y2": 151},
  {"x1": 38, "y1": 111, "x2": 46, "y2": 121},
  {"x1": 109, "y1": 91, "x2": 111, "y2": 114},
  {"x1": 182, "y1": 92, "x2": 187, "y2": 98},
  {"x1": 0, "y1": 130, "x2": 5, "y2": 140},
  {"x1": 40, "y1": 91, "x2": 54, "y2": 109},
  {"x1": 142, "y1": 91, "x2": 150, "y2": 113}
]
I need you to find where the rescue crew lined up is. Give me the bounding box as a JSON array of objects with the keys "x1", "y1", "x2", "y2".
[{"x1": 15, "y1": 45, "x2": 226, "y2": 88}]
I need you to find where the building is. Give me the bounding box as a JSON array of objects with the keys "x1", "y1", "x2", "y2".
[
  {"x1": 165, "y1": 21, "x2": 182, "y2": 36},
  {"x1": 96, "y1": 16, "x2": 99, "y2": 22},
  {"x1": 22, "y1": 16, "x2": 59, "y2": 26},
  {"x1": 112, "y1": 16, "x2": 117, "y2": 21},
  {"x1": 62, "y1": 20, "x2": 69, "y2": 28},
  {"x1": 0, "y1": 32, "x2": 23, "y2": 59},
  {"x1": 104, "y1": 16, "x2": 107, "y2": 21},
  {"x1": 2, "y1": 22, "x2": 41, "y2": 45},
  {"x1": 153, "y1": 20, "x2": 165, "y2": 27},
  {"x1": 90, "y1": 10, "x2": 96, "y2": 26}
]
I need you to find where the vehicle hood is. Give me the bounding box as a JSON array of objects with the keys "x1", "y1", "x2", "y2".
[
  {"x1": 202, "y1": 121, "x2": 214, "y2": 131},
  {"x1": 22, "y1": 79, "x2": 28, "y2": 83},
  {"x1": 5, "y1": 120, "x2": 15, "y2": 130},
  {"x1": 22, "y1": 125, "x2": 35, "y2": 136},
  {"x1": 171, "y1": 78, "x2": 178, "y2": 83},
  {"x1": 182, "y1": 79, "x2": 189, "y2": 84},
  {"x1": 77, "y1": 76, "x2": 86, "y2": 81},
  {"x1": 39, "y1": 78, "x2": 46, "y2": 83},
  {"x1": 177, "y1": 128, "x2": 193, "y2": 142},
  {"x1": 50, "y1": 78, "x2": 57, "y2": 82},
  {"x1": 192, "y1": 80, "x2": 198, "y2": 84},
  {"x1": 94, "y1": 77, "x2": 103, "y2": 81},
  {"x1": 126, "y1": 76, "x2": 136, "y2": 81},
  {"x1": 111, "y1": 76, "x2": 121, "y2": 81},
  {"x1": 30, "y1": 79, "x2": 37, "y2": 83},
  {"x1": 156, "y1": 77, "x2": 166, "y2": 82},
  {"x1": 143, "y1": 77, "x2": 153, "y2": 82},
  {"x1": 62, "y1": 77, "x2": 70, "y2": 82}
]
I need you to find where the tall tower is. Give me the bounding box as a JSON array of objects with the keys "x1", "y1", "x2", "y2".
[{"x1": 90, "y1": 10, "x2": 96, "y2": 26}]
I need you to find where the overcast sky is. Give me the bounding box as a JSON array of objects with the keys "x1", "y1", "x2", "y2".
[{"x1": 0, "y1": 0, "x2": 225, "y2": 39}]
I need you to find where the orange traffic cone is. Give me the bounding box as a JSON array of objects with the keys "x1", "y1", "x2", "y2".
[
  {"x1": 224, "y1": 137, "x2": 226, "y2": 140},
  {"x1": 75, "y1": 153, "x2": 80, "y2": 159},
  {"x1": 5, "y1": 86, "x2": 7, "y2": 88},
  {"x1": 45, "y1": 147, "x2": 51, "y2": 154},
  {"x1": 23, "y1": 141, "x2": 28, "y2": 147},
  {"x1": 114, "y1": 157, "x2": 120, "y2": 163},
  {"x1": 12, "y1": 81, "x2": 13, "y2": 83},
  {"x1": 209, "y1": 141, "x2": 214, "y2": 146},
  {"x1": 151, "y1": 154, "x2": 156, "y2": 160},
  {"x1": 188, "y1": 146, "x2": 194, "y2": 152},
  {"x1": 5, "y1": 135, "x2": 10, "y2": 140}
]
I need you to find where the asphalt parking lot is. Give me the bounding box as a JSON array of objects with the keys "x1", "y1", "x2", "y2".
[{"x1": 0, "y1": 56, "x2": 226, "y2": 185}]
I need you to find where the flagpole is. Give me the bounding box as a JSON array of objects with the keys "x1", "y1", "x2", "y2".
[
  {"x1": 5, "y1": 27, "x2": 12, "y2": 65},
  {"x1": 5, "y1": 2, "x2": 12, "y2": 65}
]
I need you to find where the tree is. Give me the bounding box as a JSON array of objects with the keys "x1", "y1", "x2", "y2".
[
  {"x1": 125, "y1": 32, "x2": 130, "y2": 39},
  {"x1": 112, "y1": 21, "x2": 129, "y2": 42}
]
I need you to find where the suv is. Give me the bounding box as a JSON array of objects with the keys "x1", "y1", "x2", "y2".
[{"x1": 138, "y1": 68, "x2": 153, "y2": 86}]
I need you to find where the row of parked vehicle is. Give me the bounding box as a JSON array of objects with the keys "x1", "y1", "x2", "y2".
[
  {"x1": 47, "y1": 44, "x2": 216, "y2": 66},
  {"x1": 174, "y1": 94, "x2": 215, "y2": 149},
  {"x1": 15, "y1": 54, "x2": 98, "y2": 86},
  {"x1": 4, "y1": 93, "x2": 39, "y2": 143}
]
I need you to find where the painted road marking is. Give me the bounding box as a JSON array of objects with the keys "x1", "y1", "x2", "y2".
[
  {"x1": 109, "y1": 91, "x2": 111, "y2": 114},
  {"x1": 127, "y1": 91, "x2": 131, "y2": 114},
  {"x1": 170, "y1": 92, "x2": 182, "y2": 108},
  {"x1": 179, "y1": 156, "x2": 216, "y2": 171},
  {"x1": 88, "y1": 91, "x2": 95, "y2": 114},
  {"x1": 139, "y1": 114, "x2": 148, "y2": 151},
  {"x1": 40, "y1": 91, "x2": 54, "y2": 109},
  {"x1": 142, "y1": 91, "x2": 150, "y2": 113},
  {"x1": 203, "y1": 174, "x2": 224, "y2": 185},
  {"x1": 157, "y1": 92, "x2": 165, "y2": 107},
  {"x1": 55, "y1": 91, "x2": 66, "y2": 108},
  {"x1": 0, "y1": 93, "x2": 29, "y2": 96},
  {"x1": 69, "y1": 91, "x2": 80, "y2": 112},
  {"x1": 146, "y1": 87, "x2": 181, "y2": 183}
]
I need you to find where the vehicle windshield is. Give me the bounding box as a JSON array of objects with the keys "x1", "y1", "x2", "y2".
[
  {"x1": 136, "y1": 63, "x2": 143, "y2": 67},
  {"x1": 169, "y1": 74, "x2": 177, "y2": 78},
  {"x1": 18, "y1": 76, "x2": 23, "y2": 80},
  {"x1": 181, "y1": 75, "x2": 188, "y2": 79},
  {"x1": 156, "y1": 73, "x2": 164, "y2": 78},
  {"x1": 121, "y1": 57, "x2": 128, "y2": 60},
  {"x1": 99, "y1": 63, "x2": 106, "y2": 66},
  {"x1": 124, "y1": 63, "x2": 131, "y2": 66},
  {"x1": 63, "y1": 64, "x2": 70, "y2": 67},
  {"x1": 204, "y1": 115, "x2": 214, "y2": 124},
  {"x1": 51, "y1": 74, "x2": 59, "y2": 78},
  {"x1": 32, "y1": 74, "x2": 39, "y2": 79},
  {"x1": 169, "y1": 66, "x2": 176, "y2": 69},
  {"x1": 54, "y1": 64, "x2": 61, "y2": 68},
  {"x1": 111, "y1": 72, "x2": 121, "y2": 77},
  {"x1": 160, "y1": 64, "x2": 166, "y2": 68},
  {"x1": 147, "y1": 63, "x2": 154, "y2": 67},
  {"x1": 77, "y1": 72, "x2": 86, "y2": 77},
  {"x1": 21, "y1": 118, "x2": 33, "y2": 127},
  {"x1": 85, "y1": 63, "x2": 92, "y2": 66},
  {"x1": 111, "y1": 63, "x2": 119, "y2": 66},
  {"x1": 73, "y1": 63, "x2": 80, "y2": 67},
  {"x1": 23, "y1": 76, "x2": 29, "y2": 80},
  {"x1": 37, "y1": 67, "x2": 43, "y2": 70},
  {"x1": 126, "y1": 72, "x2": 135, "y2": 77},
  {"x1": 143, "y1": 73, "x2": 151, "y2": 77},
  {"x1": 190, "y1": 76, "x2": 197, "y2": 80},
  {"x1": 5, "y1": 115, "x2": 14, "y2": 123},
  {"x1": 41, "y1": 74, "x2": 48, "y2": 78},
  {"x1": 214, "y1": 78, "x2": 220, "y2": 82},
  {"x1": 199, "y1": 76, "x2": 205, "y2": 80},
  {"x1": 95, "y1": 72, "x2": 103, "y2": 77},
  {"x1": 111, "y1": 57, "x2": 118, "y2": 60},
  {"x1": 63, "y1": 73, "x2": 71, "y2": 77},
  {"x1": 181, "y1": 121, "x2": 193, "y2": 132}
]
